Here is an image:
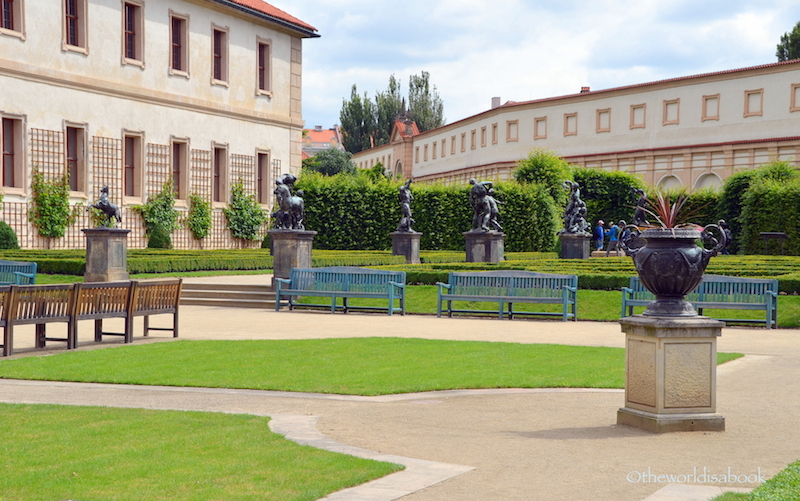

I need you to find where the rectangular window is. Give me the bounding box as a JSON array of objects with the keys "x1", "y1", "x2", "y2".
[
  {"x1": 171, "y1": 140, "x2": 188, "y2": 199},
  {"x1": 702, "y1": 95, "x2": 720, "y2": 121},
  {"x1": 212, "y1": 145, "x2": 227, "y2": 202},
  {"x1": 470, "y1": 130, "x2": 476, "y2": 150},
  {"x1": 450, "y1": 135, "x2": 455, "y2": 155},
  {"x1": 506, "y1": 120, "x2": 519, "y2": 142},
  {"x1": 1, "y1": 0, "x2": 23, "y2": 35},
  {"x1": 122, "y1": 1, "x2": 143, "y2": 64},
  {"x1": 65, "y1": 126, "x2": 85, "y2": 192},
  {"x1": 630, "y1": 104, "x2": 646, "y2": 129},
  {"x1": 257, "y1": 39, "x2": 271, "y2": 94},
  {"x1": 744, "y1": 89, "x2": 763, "y2": 117},
  {"x1": 534, "y1": 117, "x2": 547, "y2": 139},
  {"x1": 257, "y1": 152, "x2": 269, "y2": 204},
  {"x1": 170, "y1": 14, "x2": 188, "y2": 73},
  {"x1": 64, "y1": 0, "x2": 86, "y2": 49},
  {"x1": 441, "y1": 138, "x2": 446, "y2": 157},
  {"x1": 460, "y1": 133, "x2": 466, "y2": 152},
  {"x1": 480, "y1": 127, "x2": 486, "y2": 147},
  {"x1": 492, "y1": 123, "x2": 498, "y2": 144},
  {"x1": 791, "y1": 83, "x2": 800, "y2": 112},
  {"x1": 663, "y1": 99, "x2": 680, "y2": 125},
  {"x1": 1, "y1": 117, "x2": 22, "y2": 188},
  {"x1": 596, "y1": 109, "x2": 611, "y2": 133},
  {"x1": 563, "y1": 113, "x2": 577, "y2": 136},
  {"x1": 432, "y1": 141, "x2": 437, "y2": 160},
  {"x1": 212, "y1": 27, "x2": 228, "y2": 83},
  {"x1": 123, "y1": 135, "x2": 141, "y2": 197}
]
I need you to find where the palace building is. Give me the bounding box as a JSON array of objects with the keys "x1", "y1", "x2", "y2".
[
  {"x1": 0, "y1": 0, "x2": 316, "y2": 249},
  {"x1": 353, "y1": 60, "x2": 800, "y2": 191}
]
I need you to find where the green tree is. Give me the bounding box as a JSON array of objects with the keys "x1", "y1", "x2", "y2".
[
  {"x1": 133, "y1": 181, "x2": 179, "y2": 248},
  {"x1": 303, "y1": 148, "x2": 356, "y2": 176},
  {"x1": 513, "y1": 149, "x2": 573, "y2": 205},
  {"x1": 777, "y1": 21, "x2": 800, "y2": 61},
  {"x1": 186, "y1": 193, "x2": 212, "y2": 240},
  {"x1": 224, "y1": 181, "x2": 266, "y2": 240},
  {"x1": 29, "y1": 168, "x2": 75, "y2": 239},
  {"x1": 408, "y1": 71, "x2": 445, "y2": 132},
  {"x1": 373, "y1": 75, "x2": 403, "y2": 146},
  {"x1": 339, "y1": 85, "x2": 376, "y2": 153}
]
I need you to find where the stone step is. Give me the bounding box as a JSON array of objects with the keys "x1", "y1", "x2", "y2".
[{"x1": 180, "y1": 283, "x2": 276, "y2": 309}]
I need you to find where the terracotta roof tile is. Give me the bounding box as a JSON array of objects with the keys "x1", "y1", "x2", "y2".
[{"x1": 216, "y1": 0, "x2": 317, "y2": 33}]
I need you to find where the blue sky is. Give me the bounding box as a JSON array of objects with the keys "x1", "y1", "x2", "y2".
[{"x1": 268, "y1": 1, "x2": 799, "y2": 129}]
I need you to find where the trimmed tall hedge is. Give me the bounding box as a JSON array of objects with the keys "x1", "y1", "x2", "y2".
[{"x1": 296, "y1": 173, "x2": 560, "y2": 252}]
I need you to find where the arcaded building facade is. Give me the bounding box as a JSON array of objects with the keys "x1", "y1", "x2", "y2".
[
  {"x1": 354, "y1": 60, "x2": 800, "y2": 191},
  {"x1": 0, "y1": 0, "x2": 316, "y2": 249}
]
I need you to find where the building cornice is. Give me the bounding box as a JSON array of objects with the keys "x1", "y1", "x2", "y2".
[{"x1": 0, "y1": 58, "x2": 304, "y2": 129}]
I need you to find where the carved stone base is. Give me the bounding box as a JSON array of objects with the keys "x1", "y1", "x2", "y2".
[
  {"x1": 559, "y1": 233, "x2": 591, "y2": 259},
  {"x1": 464, "y1": 231, "x2": 504, "y2": 263},
  {"x1": 391, "y1": 232, "x2": 422, "y2": 264},
  {"x1": 269, "y1": 229, "x2": 317, "y2": 287},
  {"x1": 83, "y1": 227, "x2": 131, "y2": 282},
  {"x1": 618, "y1": 315, "x2": 725, "y2": 433}
]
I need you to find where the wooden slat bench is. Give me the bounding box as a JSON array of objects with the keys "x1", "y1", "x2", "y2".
[
  {"x1": 0, "y1": 286, "x2": 13, "y2": 356},
  {"x1": 621, "y1": 275, "x2": 779, "y2": 328},
  {"x1": 436, "y1": 271, "x2": 578, "y2": 321},
  {"x1": 3, "y1": 284, "x2": 76, "y2": 356},
  {"x1": 128, "y1": 279, "x2": 183, "y2": 339},
  {"x1": 0, "y1": 260, "x2": 37, "y2": 285},
  {"x1": 72, "y1": 281, "x2": 134, "y2": 346},
  {"x1": 275, "y1": 267, "x2": 406, "y2": 315}
]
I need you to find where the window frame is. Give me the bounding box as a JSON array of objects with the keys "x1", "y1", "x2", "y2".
[
  {"x1": 169, "y1": 11, "x2": 189, "y2": 76},
  {"x1": 630, "y1": 103, "x2": 646, "y2": 129},
  {"x1": 62, "y1": 0, "x2": 88, "y2": 53},
  {"x1": 0, "y1": 0, "x2": 25, "y2": 39},
  {"x1": 170, "y1": 137, "x2": 189, "y2": 201},
  {"x1": 122, "y1": 131, "x2": 144, "y2": 201},
  {"x1": 211, "y1": 24, "x2": 229, "y2": 86},
  {"x1": 744, "y1": 89, "x2": 764, "y2": 118},
  {"x1": 212, "y1": 143, "x2": 228, "y2": 204},
  {"x1": 506, "y1": 120, "x2": 519, "y2": 142},
  {"x1": 1, "y1": 114, "x2": 25, "y2": 192},
  {"x1": 121, "y1": 0, "x2": 144, "y2": 67},
  {"x1": 534, "y1": 116, "x2": 547, "y2": 140},
  {"x1": 64, "y1": 121, "x2": 87, "y2": 194},
  {"x1": 662, "y1": 99, "x2": 680, "y2": 125},
  {"x1": 256, "y1": 37, "x2": 272, "y2": 96},
  {"x1": 702, "y1": 94, "x2": 720, "y2": 122},
  {"x1": 256, "y1": 150, "x2": 270, "y2": 205},
  {"x1": 563, "y1": 113, "x2": 577, "y2": 136},
  {"x1": 595, "y1": 108, "x2": 611, "y2": 133}
]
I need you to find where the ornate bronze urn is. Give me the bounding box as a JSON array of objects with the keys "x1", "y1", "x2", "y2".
[{"x1": 620, "y1": 226, "x2": 725, "y2": 316}]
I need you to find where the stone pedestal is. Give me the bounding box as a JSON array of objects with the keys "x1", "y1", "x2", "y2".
[
  {"x1": 391, "y1": 232, "x2": 422, "y2": 264},
  {"x1": 559, "y1": 233, "x2": 591, "y2": 259},
  {"x1": 83, "y1": 227, "x2": 131, "y2": 282},
  {"x1": 617, "y1": 315, "x2": 725, "y2": 433},
  {"x1": 464, "y1": 231, "x2": 504, "y2": 263},
  {"x1": 269, "y1": 229, "x2": 317, "y2": 287}
]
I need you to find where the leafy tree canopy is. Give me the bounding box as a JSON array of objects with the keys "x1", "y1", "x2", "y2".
[
  {"x1": 513, "y1": 148, "x2": 573, "y2": 204},
  {"x1": 303, "y1": 147, "x2": 356, "y2": 176},
  {"x1": 339, "y1": 72, "x2": 445, "y2": 154},
  {"x1": 777, "y1": 21, "x2": 800, "y2": 61}
]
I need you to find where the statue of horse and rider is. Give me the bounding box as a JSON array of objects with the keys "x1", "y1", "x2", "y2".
[
  {"x1": 272, "y1": 173, "x2": 305, "y2": 230},
  {"x1": 88, "y1": 185, "x2": 122, "y2": 227}
]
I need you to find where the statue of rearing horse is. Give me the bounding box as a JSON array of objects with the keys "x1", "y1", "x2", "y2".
[{"x1": 88, "y1": 185, "x2": 122, "y2": 227}]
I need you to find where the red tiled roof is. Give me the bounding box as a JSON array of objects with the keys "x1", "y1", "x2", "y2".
[
  {"x1": 305, "y1": 128, "x2": 339, "y2": 143},
  {"x1": 394, "y1": 119, "x2": 420, "y2": 138},
  {"x1": 216, "y1": 0, "x2": 317, "y2": 34}
]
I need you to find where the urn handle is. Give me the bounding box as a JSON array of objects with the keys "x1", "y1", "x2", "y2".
[
  {"x1": 701, "y1": 224, "x2": 726, "y2": 257},
  {"x1": 619, "y1": 224, "x2": 641, "y2": 257}
]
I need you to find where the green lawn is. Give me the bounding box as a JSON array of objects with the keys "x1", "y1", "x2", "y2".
[
  {"x1": 0, "y1": 338, "x2": 742, "y2": 395},
  {"x1": 0, "y1": 403, "x2": 401, "y2": 501}
]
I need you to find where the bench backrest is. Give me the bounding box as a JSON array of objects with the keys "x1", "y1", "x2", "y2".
[
  {"x1": 448, "y1": 271, "x2": 577, "y2": 298},
  {"x1": 0, "y1": 285, "x2": 12, "y2": 325},
  {"x1": 289, "y1": 267, "x2": 406, "y2": 293},
  {"x1": 8, "y1": 283, "x2": 75, "y2": 323},
  {"x1": 130, "y1": 279, "x2": 183, "y2": 315},
  {"x1": 0, "y1": 260, "x2": 37, "y2": 285},
  {"x1": 73, "y1": 281, "x2": 132, "y2": 319},
  {"x1": 627, "y1": 275, "x2": 778, "y2": 304}
]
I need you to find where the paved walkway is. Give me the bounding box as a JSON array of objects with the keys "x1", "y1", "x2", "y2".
[{"x1": 0, "y1": 274, "x2": 797, "y2": 500}]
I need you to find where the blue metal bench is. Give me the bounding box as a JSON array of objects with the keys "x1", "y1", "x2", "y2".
[
  {"x1": 275, "y1": 266, "x2": 406, "y2": 315},
  {"x1": 437, "y1": 270, "x2": 578, "y2": 321},
  {"x1": 621, "y1": 274, "x2": 779, "y2": 328},
  {"x1": 0, "y1": 260, "x2": 36, "y2": 285}
]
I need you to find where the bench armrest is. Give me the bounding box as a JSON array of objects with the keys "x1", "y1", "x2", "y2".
[
  {"x1": 621, "y1": 287, "x2": 633, "y2": 294},
  {"x1": 13, "y1": 271, "x2": 36, "y2": 284},
  {"x1": 388, "y1": 281, "x2": 405, "y2": 290},
  {"x1": 563, "y1": 286, "x2": 577, "y2": 293},
  {"x1": 436, "y1": 282, "x2": 451, "y2": 291}
]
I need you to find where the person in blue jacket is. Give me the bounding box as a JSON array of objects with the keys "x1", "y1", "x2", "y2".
[
  {"x1": 594, "y1": 220, "x2": 605, "y2": 251},
  {"x1": 606, "y1": 221, "x2": 620, "y2": 257}
]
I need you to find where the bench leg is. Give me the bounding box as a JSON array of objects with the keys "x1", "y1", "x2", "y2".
[
  {"x1": 498, "y1": 300, "x2": 504, "y2": 320},
  {"x1": 173, "y1": 310, "x2": 179, "y2": 338},
  {"x1": 36, "y1": 324, "x2": 46, "y2": 348},
  {"x1": 94, "y1": 319, "x2": 104, "y2": 342},
  {"x1": 3, "y1": 324, "x2": 13, "y2": 357},
  {"x1": 141, "y1": 316, "x2": 149, "y2": 340}
]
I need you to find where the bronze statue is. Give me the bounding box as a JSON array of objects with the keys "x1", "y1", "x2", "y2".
[
  {"x1": 469, "y1": 178, "x2": 495, "y2": 232},
  {"x1": 560, "y1": 180, "x2": 589, "y2": 234},
  {"x1": 396, "y1": 179, "x2": 415, "y2": 232},
  {"x1": 88, "y1": 185, "x2": 122, "y2": 227},
  {"x1": 272, "y1": 174, "x2": 304, "y2": 230},
  {"x1": 632, "y1": 188, "x2": 649, "y2": 227}
]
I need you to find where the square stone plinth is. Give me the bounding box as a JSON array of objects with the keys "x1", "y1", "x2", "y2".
[
  {"x1": 391, "y1": 232, "x2": 422, "y2": 264},
  {"x1": 83, "y1": 227, "x2": 131, "y2": 282},
  {"x1": 618, "y1": 315, "x2": 725, "y2": 433},
  {"x1": 464, "y1": 231, "x2": 504, "y2": 263},
  {"x1": 559, "y1": 233, "x2": 591, "y2": 259},
  {"x1": 269, "y1": 229, "x2": 317, "y2": 286}
]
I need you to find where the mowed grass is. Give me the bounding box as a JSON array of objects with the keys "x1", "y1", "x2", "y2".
[
  {"x1": 0, "y1": 403, "x2": 401, "y2": 501},
  {"x1": 0, "y1": 338, "x2": 742, "y2": 395}
]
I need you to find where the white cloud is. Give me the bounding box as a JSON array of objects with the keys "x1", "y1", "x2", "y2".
[{"x1": 267, "y1": 0, "x2": 800, "y2": 128}]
